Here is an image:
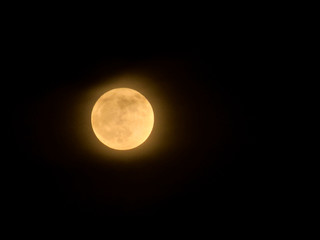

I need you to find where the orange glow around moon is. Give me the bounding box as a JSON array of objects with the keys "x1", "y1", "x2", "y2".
[{"x1": 91, "y1": 88, "x2": 154, "y2": 150}]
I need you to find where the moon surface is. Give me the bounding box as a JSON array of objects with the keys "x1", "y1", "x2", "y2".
[{"x1": 91, "y1": 88, "x2": 154, "y2": 150}]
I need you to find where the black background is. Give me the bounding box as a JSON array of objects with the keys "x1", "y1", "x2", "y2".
[{"x1": 6, "y1": 12, "x2": 274, "y2": 220}]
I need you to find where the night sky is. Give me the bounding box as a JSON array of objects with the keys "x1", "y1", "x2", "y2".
[{"x1": 6, "y1": 18, "x2": 272, "y2": 219}]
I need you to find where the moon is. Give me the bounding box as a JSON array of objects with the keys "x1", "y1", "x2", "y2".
[{"x1": 91, "y1": 88, "x2": 154, "y2": 150}]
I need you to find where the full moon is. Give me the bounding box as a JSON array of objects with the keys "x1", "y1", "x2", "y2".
[{"x1": 91, "y1": 88, "x2": 154, "y2": 150}]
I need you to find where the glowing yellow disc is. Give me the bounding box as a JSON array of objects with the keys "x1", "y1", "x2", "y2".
[{"x1": 91, "y1": 88, "x2": 154, "y2": 150}]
